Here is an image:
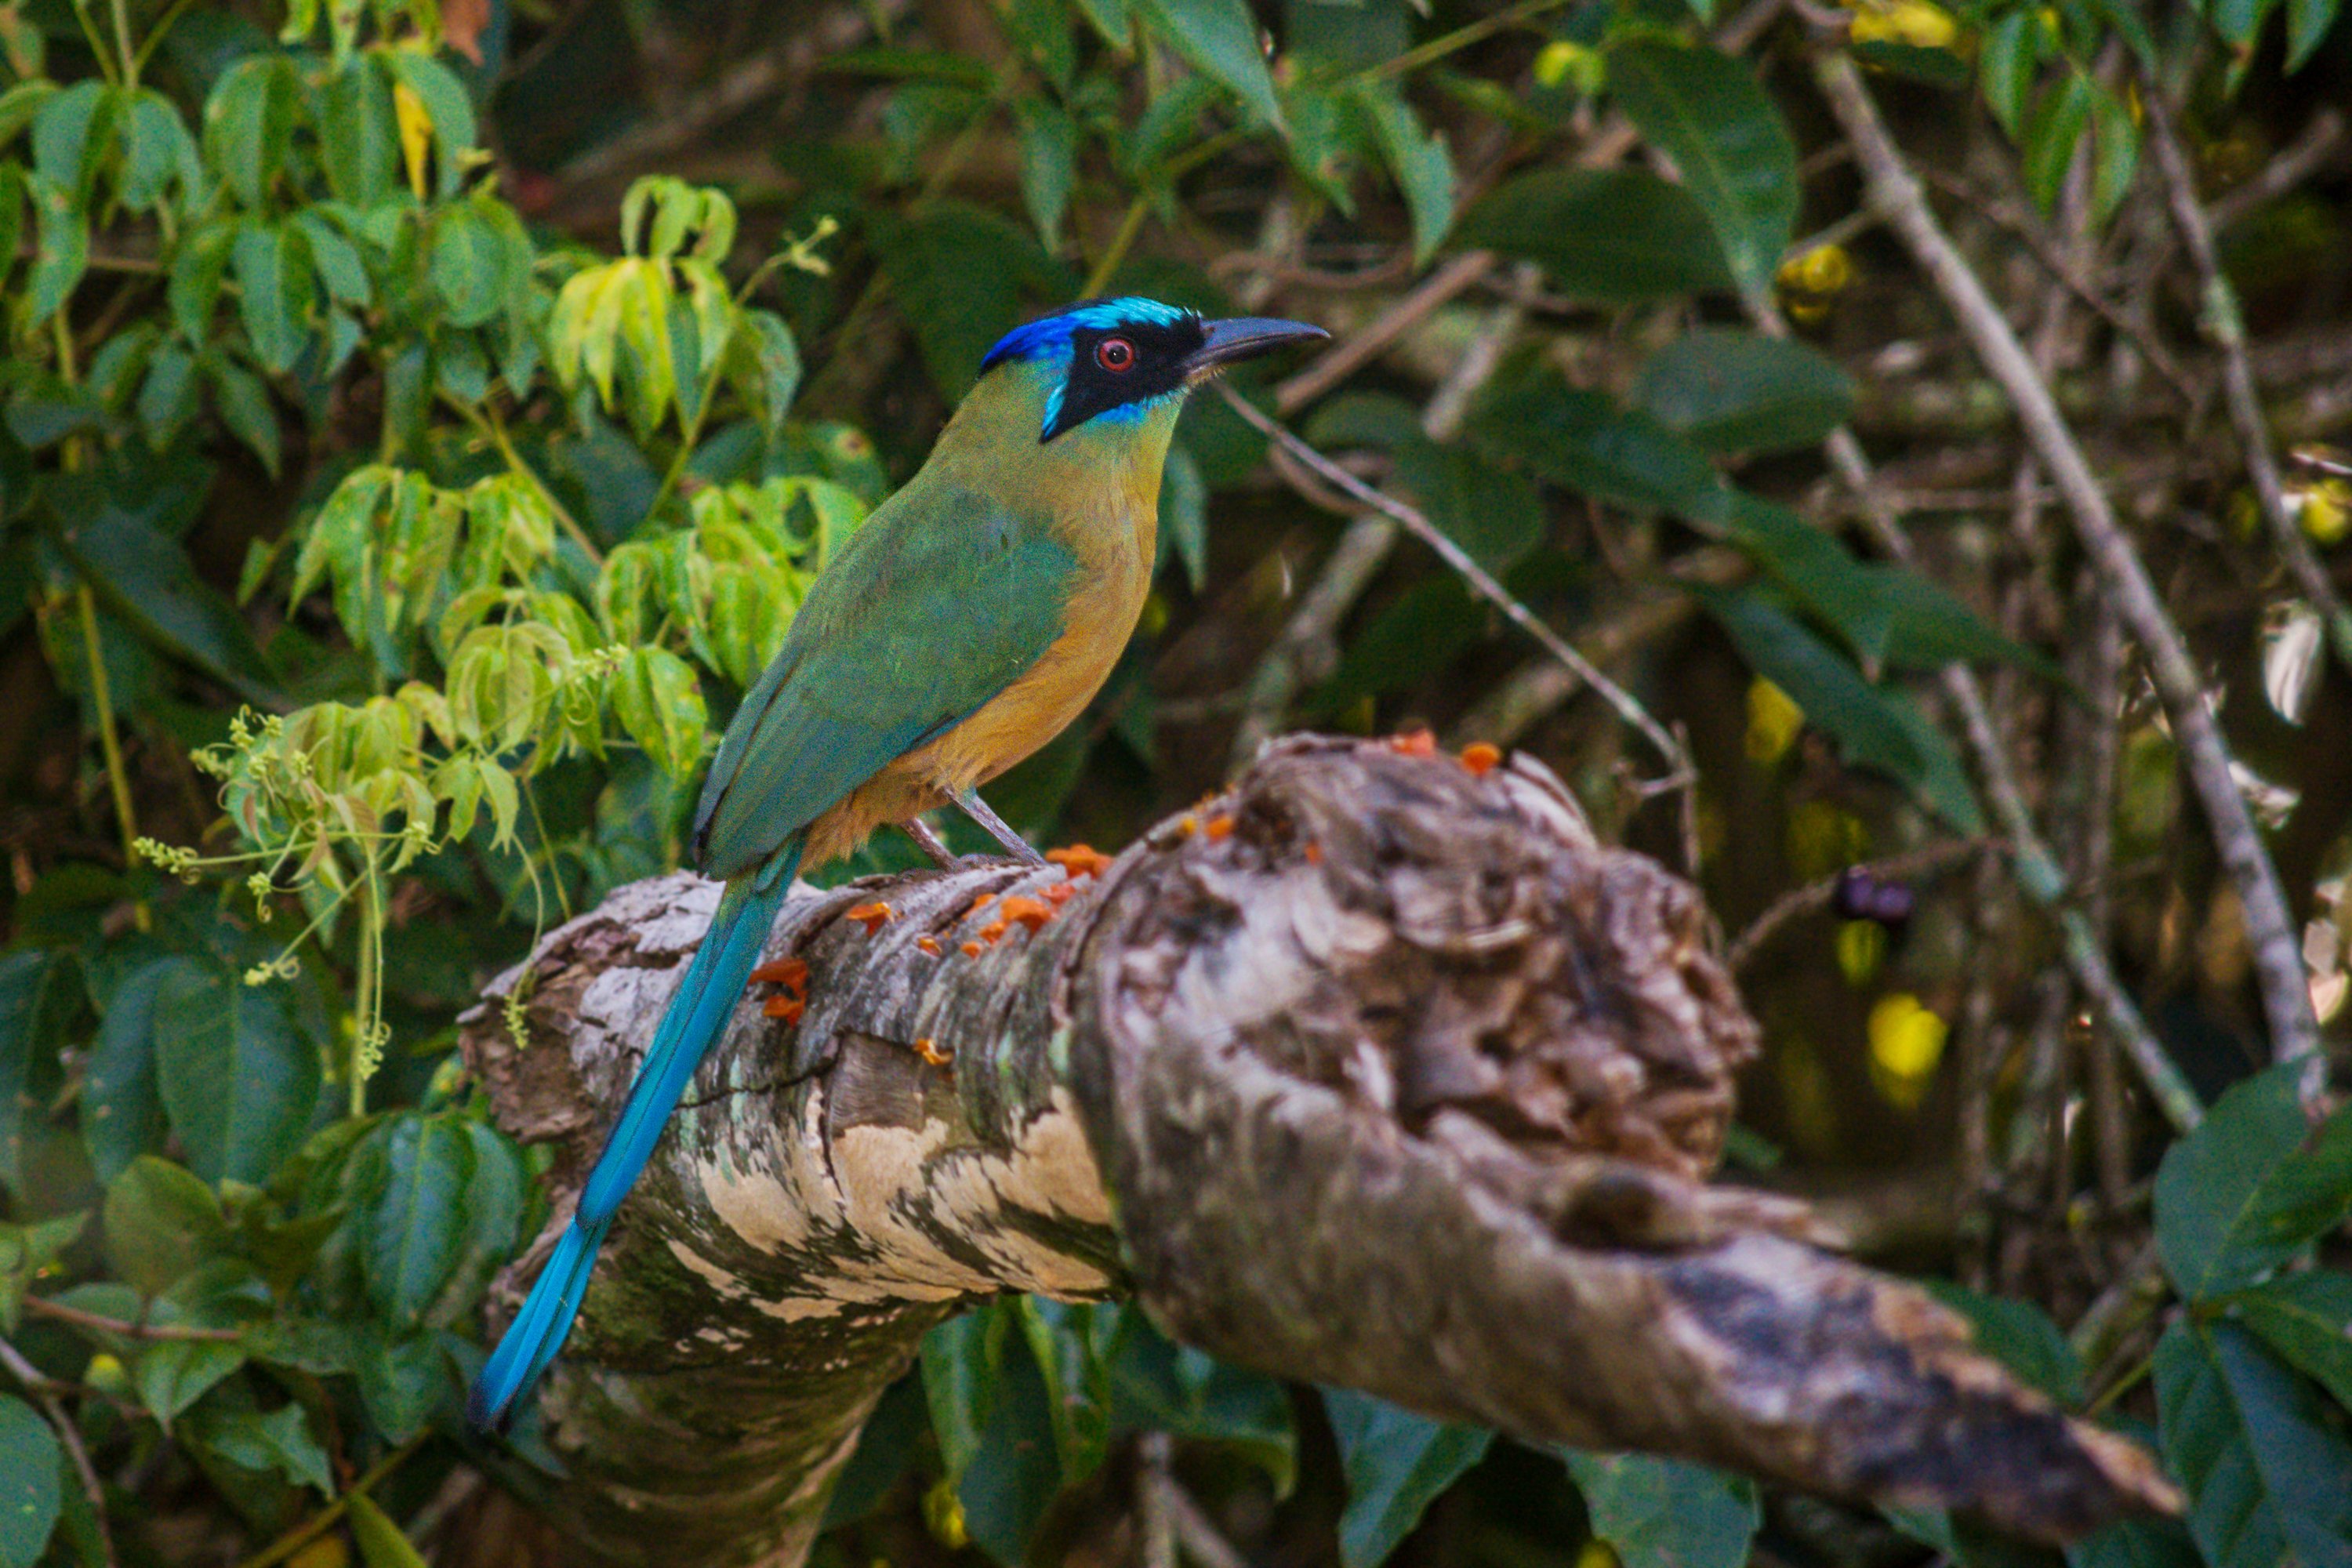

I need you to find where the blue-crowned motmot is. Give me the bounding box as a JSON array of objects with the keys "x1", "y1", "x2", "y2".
[{"x1": 468, "y1": 299, "x2": 1326, "y2": 1430}]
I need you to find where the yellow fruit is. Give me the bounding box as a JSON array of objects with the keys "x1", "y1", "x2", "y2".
[
  {"x1": 2297, "y1": 480, "x2": 2350, "y2": 545},
  {"x1": 1745, "y1": 677, "x2": 1805, "y2": 765},
  {"x1": 1868, "y1": 993, "x2": 1947, "y2": 1111},
  {"x1": 1849, "y1": 0, "x2": 1959, "y2": 49}
]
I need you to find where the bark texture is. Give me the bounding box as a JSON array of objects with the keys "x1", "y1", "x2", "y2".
[{"x1": 463, "y1": 735, "x2": 2177, "y2": 1567}]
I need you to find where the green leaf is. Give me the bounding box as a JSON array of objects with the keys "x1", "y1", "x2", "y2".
[
  {"x1": 103, "y1": 1155, "x2": 227, "y2": 1295},
  {"x1": 1560, "y1": 1452, "x2": 1759, "y2": 1568},
  {"x1": 1321, "y1": 1390, "x2": 1491, "y2": 1568},
  {"x1": 1354, "y1": 82, "x2": 1454, "y2": 266},
  {"x1": 431, "y1": 1121, "x2": 528, "y2": 1326},
  {"x1": 135, "y1": 1337, "x2": 245, "y2": 1424},
  {"x1": 2022, "y1": 71, "x2": 2092, "y2": 215},
  {"x1": 1919, "y1": 1281, "x2": 2085, "y2": 1404},
  {"x1": 433, "y1": 204, "x2": 507, "y2": 328},
  {"x1": 207, "y1": 358, "x2": 281, "y2": 477},
  {"x1": 1103, "y1": 1312, "x2": 1295, "y2": 1491},
  {"x1": 1016, "y1": 1299, "x2": 1112, "y2": 1486},
  {"x1": 235, "y1": 220, "x2": 311, "y2": 375},
  {"x1": 60, "y1": 501, "x2": 285, "y2": 706},
  {"x1": 1631, "y1": 329, "x2": 1854, "y2": 454},
  {"x1": 875, "y1": 202, "x2": 1073, "y2": 399},
  {"x1": 292, "y1": 212, "x2": 368, "y2": 308},
  {"x1": 956, "y1": 1325, "x2": 1065, "y2": 1566},
  {"x1": 379, "y1": 52, "x2": 475, "y2": 198},
  {"x1": 1691, "y1": 583, "x2": 1983, "y2": 831},
  {"x1": 191, "y1": 1402, "x2": 331, "y2": 1494},
  {"x1": 170, "y1": 224, "x2": 234, "y2": 342},
  {"x1": 119, "y1": 90, "x2": 199, "y2": 214},
  {"x1": 2207, "y1": 0, "x2": 2281, "y2": 48},
  {"x1": 1606, "y1": 41, "x2": 1797, "y2": 307},
  {"x1": 2232, "y1": 1271, "x2": 2352, "y2": 1410},
  {"x1": 347, "y1": 1491, "x2": 430, "y2": 1568},
  {"x1": 1392, "y1": 437, "x2": 1544, "y2": 573},
  {"x1": 745, "y1": 310, "x2": 803, "y2": 441},
  {"x1": 1457, "y1": 168, "x2": 1733, "y2": 303},
  {"x1": 2089, "y1": 82, "x2": 2138, "y2": 227},
  {"x1": 2067, "y1": 1515, "x2": 2204, "y2": 1568},
  {"x1": 0, "y1": 1396, "x2": 60, "y2": 1568},
  {"x1": 1131, "y1": 0, "x2": 1285, "y2": 133},
  {"x1": 1014, "y1": 97, "x2": 1078, "y2": 249},
  {"x1": 2286, "y1": 0, "x2": 2338, "y2": 66},
  {"x1": 1159, "y1": 442, "x2": 1209, "y2": 590},
  {"x1": 1319, "y1": 575, "x2": 1482, "y2": 711},
  {"x1": 1468, "y1": 367, "x2": 1729, "y2": 525},
  {"x1": 154, "y1": 964, "x2": 321, "y2": 1187},
  {"x1": 0, "y1": 950, "x2": 77, "y2": 1202},
  {"x1": 26, "y1": 176, "x2": 87, "y2": 325},
  {"x1": 83, "y1": 958, "x2": 190, "y2": 1183},
  {"x1": 354, "y1": 1327, "x2": 445, "y2": 1443},
  {"x1": 2156, "y1": 1062, "x2": 2352, "y2": 1301},
  {"x1": 1979, "y1": 12, "x2": 2044, "y2": 139},
  {"x1": 31, "y1": 81, "x2": 119, "y2": 202},
  {"x1": 0, "y1": 1214, "x2": 85, "y2": 1333},
  {"x1": 922, "y1": 1305, "x2": 1007, "y2": 1483},
  {"x1": 364, "y1": 1114, "x2": 474, "y2": 1327},
  {"x1": 201, "y1": 55, "x2": 299, "y2": 209},
  {"x1": 611, "y1": 647, "x2": 707, "y2": 780},
  {"x1": 317, "y1": 55, "x2": 397, "y2": 206},
  {"x1": 2156, "y1": 1319, "x2": 2352, "y2": 1568}
]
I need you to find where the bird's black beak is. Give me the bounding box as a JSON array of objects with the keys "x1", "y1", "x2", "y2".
[{"x1": 1183, "y1": 317, "x2": 1329, "y2": 381}]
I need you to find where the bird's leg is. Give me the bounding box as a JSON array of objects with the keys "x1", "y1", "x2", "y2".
[
  {"x1": 951, "y1": 788, "x2": 1047, "y2": 866},
  {"x1": 898, "y1": 815, "x2": 961, "y2": 870}
]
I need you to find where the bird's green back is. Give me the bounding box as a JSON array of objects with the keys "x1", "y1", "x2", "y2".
[{"x1": 691, "y1": 480, "x2": 1081, "y2": 880}]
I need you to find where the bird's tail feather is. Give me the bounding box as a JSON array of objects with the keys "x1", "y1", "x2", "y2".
[{"x1": 468, "y1": 855, "x2": 798, "y2": 1432}]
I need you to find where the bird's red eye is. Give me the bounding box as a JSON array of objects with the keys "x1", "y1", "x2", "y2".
[{"x1": 1096, "y1": 337, "x2": 1136, "y2": 372}]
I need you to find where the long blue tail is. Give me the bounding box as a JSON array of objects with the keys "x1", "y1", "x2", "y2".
[{"x1": 469, "y1": 855, "x2": 797, "y2": 1431}]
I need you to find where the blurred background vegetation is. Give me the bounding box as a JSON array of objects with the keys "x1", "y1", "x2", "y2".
[{"x1": 0, "y1": 0, "x2": 2350, "y2": 1562}]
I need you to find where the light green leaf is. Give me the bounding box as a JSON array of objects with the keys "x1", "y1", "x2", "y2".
[
  {"x1": 0, "y1": 1396, "x2": 60, "y2": 1568},
  {"x1": 1979, "y1": 12, "x2": 2043, "y2": 139},
  {"x1": 192, "y1": 1402, "x2": 331, "y2": 1494},
  {"x1": 26, "y1": 176, "x2": 87, "y2": 324},
  {"x1": 1632, "y1": 329, "x2": 1855, "y2": 454},
  {"x1": 1560, "y1": 1452, "x2": 1759, "y2": 1568},
  {"x1": 1132, "y1": 0, "x2": 1284, "y2": 132},
  {"x1": 31, "y1": 81, "x2": 119, "y2": 201},
  {"x1": 2089, "y1": 82, "x2": 2138, "y2": 226},
  {"x1": 201, "y1": 55, "x2": 300, "y2": 209},
  {"x1": 2157, "y1": 1319, "x2": 2352, "y2": 1568},
  {"x1": 317, "y1": 55, "x2": 397, "y2": 206},
  {"x1": 1321, "y1": 1390, "x2": 1491, "y2": 1568},
  {"x1": 136, "y1": 1337, "x2": 245, "y2": 1424},
  {"x1": 2022, "y1": 71, "x2": 2092, "y2": 214},
  {"x1": 432, "y1": 204, "x2": 506, "y2": 328},
  {"x1": 169, "y1": 224, "x2": 234, "y2": 342},
  {"x1": 120, "y1": 89, "x2": 199, "y2": 213},
  {"x1": 611, "y1": 647, "x2": 707, "y2": 780},
  {"x1": 2286, "y1": 0, "x2": 2338, "y2": 66},
  {"x1": 1606, "y1": 40, "x2": 1797, "y2": 307},
  {"x1": 745, "y1": 310, "x2": 803, "y2": 441},
  {"x1": 2155, "y1": 1062, "x2": 2352, "y2": 1300},
  {"x1": 1457, "y1": 168, "x2": 1733, "y2": 303},
  {"x1": 347, "y1": 1492, "x2": 430, "y2": 1568},
  {"x1": 154, "y1": 964, "x2": 321, "y2": 1187},
  {"x1": 233, "y1": 221, "x2": 313, "y2": 376}
]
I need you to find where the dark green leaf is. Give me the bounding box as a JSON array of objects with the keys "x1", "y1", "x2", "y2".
[
  {"x1": 1560, "y1": 1452, "x2": 1759, "y2": 1568},
  {"x1": 433, "y1": 205, "x2": 506, "y2": 328},
  {"x1": 2232, "y1": 1271, "x2": 2352, "y2": 1410},
  {"x1": 1104, "y1": 1312, "x2": 1296, "y2": 1491},
  {"x1": 2156, "y1": 1319, "x2": 2352, "y2": 1568},
  {"x1": 1014, "y1": 97, "x2": 1078, "y2": 249},
  {"x1": 154, "y1": 964, "x2": 321, "y2": 1187},
  {"x1": 2156, "y1": 1063, "x2": 2352, "y2": 1300},
  {"x1": 120, "y1": 89, "x2": 199, "y2": 213},
  {"x1": 1160, "y1": 442, "x2": 1209, "y2": 590},
  {"x1": 0, "y1": 1214, "x2": 85, "y2": 1332},
  {"x1": 1321, "y1": 1389, "x2": 1492, "y2": 1568},
  {"x1": 1468, "y1": 366, "x2": 1729, "y2": 524},
  {"x1": 2022, "y1": 71, "x2": 2092, "y2": 214},
  {"x1": 1691, "y1": 583, "x2": 1984, "y2": 830},
  {"x1": 923, "y1": 1305, "x2": 1007, "y2": 1482},
  {"x1": 103, "y1": 1154, "x2": 228, "y2": 1295},
  {"x1": 364, "y1": 1115, "x2": 474, "y2": 1327},
  {"x1": 875, "y1": 202, "x2": 1073, "y2": 398},
  {"x1": 1848, "y1": 41, "x2": 1973, "y2": 88},
  {"x1": 2207, "y1": 0, "x2": 2280, "y2": 48},
  {"x1": 1606, "y1": 41, "x2": 1796, "y2": 307},
  {"x1": 354, "y1": 1327, "x2": 446, "y2": 1443},
  {"x1": 380, "y1": 53, "x2": 475, "y2": 199},
  {"x1": 1632, "y1": 329, "x2": 1854, "y2": 454},
  {"x1": 1392, "y1": 437, "x2": 1544, "y2": 572},
  {"x1": 430, "y1": 1122, "x2": 528, "y2": 1327},
  {"x1": 1979, "y1": 12, "x2": 2043, "y2": 138},
  {"x1": 1920, "y1": 1281, "x2": 2085, "y2": 1404},
  {"x1": 60, "y1": 501, "x2": 285, "y2": 705},
  {"x1": 823, "y1": 1372, "x2": 930, "y2": 1528},
  {"x1": 956, "y1": 1328, "x2": 1065, "y2": 1566},
  {"x1": 0, "y1": 950, "x2": 78, "y2": 1201},
  {"x1": 207, "y1": 358, "x2": 281, "y2": 477},
  {"x1": 1354, "y1": 82, "x2": 1454, "y2": 265},
  {"x1": 190, "y1": 1402, "x2": 331, "y2": 1494},
  {"x1": 1457, "y1": 168, "x2": 1733, "y2": 303},
  {"x1": 136, "y1": 1337, "x2": 245, "y2": 1424},
  {"x1": 0, "y1": 1396, "x2": 60, "y2": 1568},
  {"x1": 292, "y1": 211, "x2": 369, "y2": 308},
  {"x1": 745, "y1": 310, "x2": 802, "y2": 441},
  {"x1": 1319, "y1": 575, "x2": 1482, "y2": 711},
  {"x1": 1131, "y1": 0, "x2": 1285, "y2": 132},
  {"x1": 83, "y1": 958, "x2": 193, "y2": 1183},
  {"x1": 170, "y1": 225, "x2": 234, "y2": 343},
  {"x1": 2067, "y1": 1515, "x2": 2204, "y2": 1568},
  {"x1": 1016, "y1": 1299, "x2": 1112, "y2": 1486},
  {"x1": 31, "y1": 81, "x2": 118, "y2": 201},
  {"x1": 317, "y1": 56, "x2": 397, "y2": 206}
]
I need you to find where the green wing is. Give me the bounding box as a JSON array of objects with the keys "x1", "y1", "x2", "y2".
[{"x1": 691, "y1": 484, "x2": 1080, "y2": 880}]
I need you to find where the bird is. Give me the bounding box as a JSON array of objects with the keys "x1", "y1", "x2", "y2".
[{"x1": 467, "y1": 298, "x2": 1327, "y2": 1431}]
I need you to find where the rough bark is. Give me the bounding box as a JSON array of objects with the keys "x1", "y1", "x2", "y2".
[{"x1": 462, "y1": 735, "x2": 2177, "y2": 1568}]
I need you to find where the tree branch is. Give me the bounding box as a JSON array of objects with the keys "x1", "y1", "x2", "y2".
[{"x1": 465, "y1": 738, "x2": 2176, "y2": 1567}]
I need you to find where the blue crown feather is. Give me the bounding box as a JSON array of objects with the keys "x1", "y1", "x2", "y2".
[{"x1": 979, "y1": 297, "x2": 1196, "y2": 375}]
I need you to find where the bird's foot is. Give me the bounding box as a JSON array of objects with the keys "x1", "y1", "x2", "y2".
[
  {"x1": 897, "y1": 817, "x2": 961, "y2": 870},
  {"x1": 950, "y1": 789, "x2": 1047, "y2": 866}
]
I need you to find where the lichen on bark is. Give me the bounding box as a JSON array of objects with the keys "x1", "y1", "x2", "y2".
[{"x1": 463, "y1": 735, "x2": 2176, "y2": 1567}]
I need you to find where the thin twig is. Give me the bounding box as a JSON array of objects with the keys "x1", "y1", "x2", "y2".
[
  {"x1": 1813, "y1": 49, "x2": 2318, "y2": 1078},
  {"x1": 22, "y1": 1294, "x2": 245, "y2": 1342},
  {"x1": 2208, "y1": 108, "x2": 2347, "y2": 231},
  {"x1": 1221, "y1": 385, "x2": 1690, "y2": 784},
  {"x1": 1269, "y1": 251, "x2": 1498, "y2": 416},
  {"x1": 1728, "y1": 840, "x2": 1990, "y2": 973},
  {"x1": 0, "y1": 1336, "x2": 117, "y2": 1568},
  {"x1": 1138, "y1": 1433, "x2": 1178, "y2": 1568},
  {"x1": 2141, "y1": 83, "x2": 2352, "y2": 673}
]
